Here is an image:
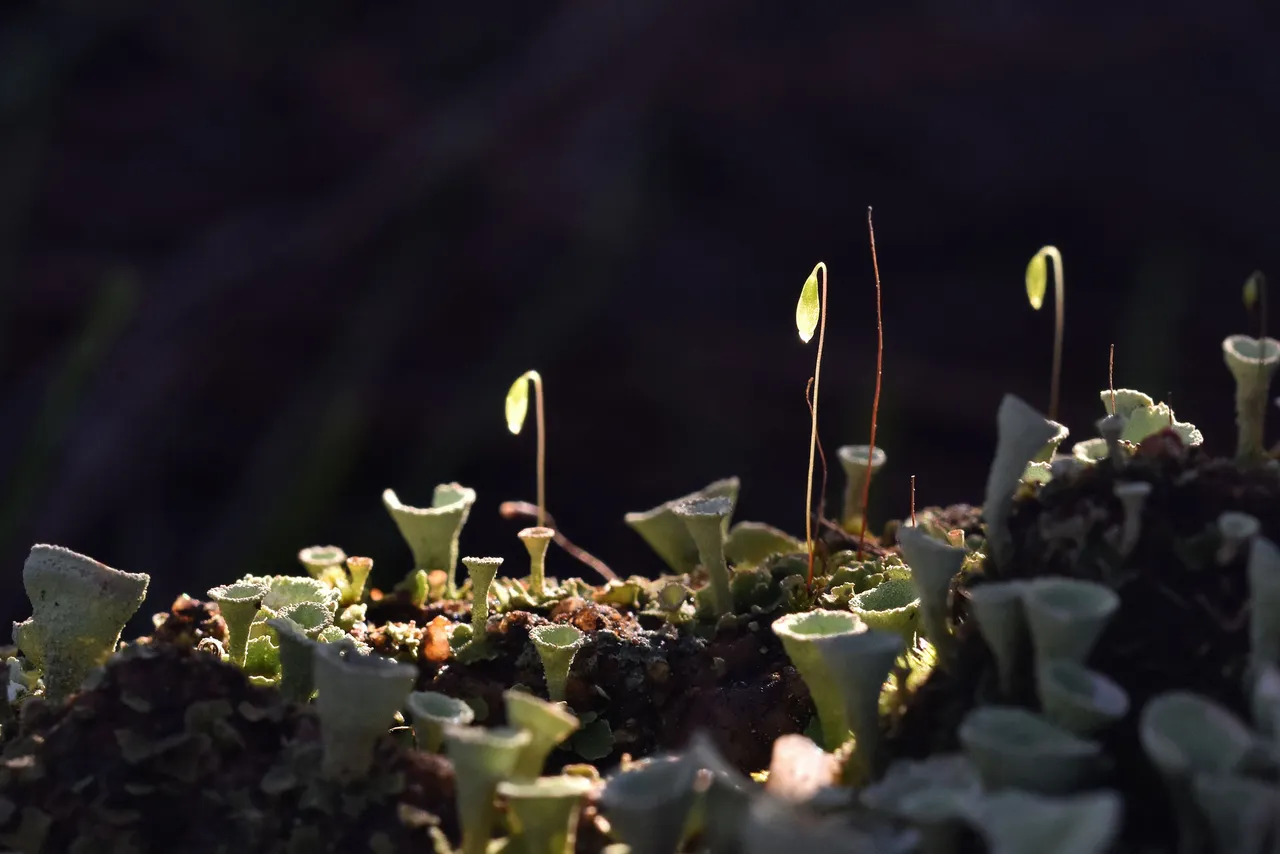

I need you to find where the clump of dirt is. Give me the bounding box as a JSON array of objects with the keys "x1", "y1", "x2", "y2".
[
  {"x1": 427, "y1": 597, "x2": 811, "y2": 772},
  {"x1": 145, "y1": 593, "x2": 228, "y2": 650},
  {"x1": 883, "y1": 441, "x2": 1280, "y2": 849},
  {"x1": 0, "y1": 642, "x2": 457, "y2": 854}
]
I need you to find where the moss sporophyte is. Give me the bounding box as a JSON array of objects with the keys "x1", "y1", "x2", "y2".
[{"x1": 10, "y1": 242, "x2": 1280, "y2": 854}]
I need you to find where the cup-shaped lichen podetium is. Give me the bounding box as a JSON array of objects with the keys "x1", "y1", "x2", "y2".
[
  {"x1": 967, "y1": 580, "x2": 1029, "y2": 699},
  {"x1": 848, "y1": 579, "x2": 920, "y2": 643},
  {"x1": 1191, "y1": 773, "x2": 1280, "y2": 854},
  {"x1": 382, "y1": 483, "x2": 478, "y2": 595},
  {"x1": 343, "y1": 556, "x2": 374, "y2": 606},
  {"x1": 518, "y1": 527, "x2": 556, "y2": 599},
  {"x1": 1096, "y1": 414, "x2": 1128, "y2": 468},
  {"x1": 1140, "y1": 691, "x2": 1263, "y2": 851},
  {"x1": 11, "y1": 544, "x2": 150, "y2": 703},
  {"x1": 672, "y1": 496, "x2": 734, "y2": 618},
  {"x1": 1113, "y1": 481, "x2": 1153, "y2": 558},
  {"x1": 624, "y1": 477, "x2": 740, "y2": 575},
  {"x1": 207, "y1": 579, "x2": 270, "y2": 667},
  {"x1": 1223, "y1": 334, "x2": 1280, "y2": 463},
  {"x1": 1036, "y1": 660, "x2": 1129, "y2": 737},
  {"x1": 837, "y1": 445, "x2": 888, "y2": 534},
  {"x1": 463, "y1": 556, "x2": 503, "y2": 641},
  {"x1": 1030, "y1": 420, "x2": 1070, "y2": 465},
  {"x1": 813, "y1": 628, "x2": 903, "y2": 782},
  {"x1": 1248, "y1": 535, "x2": 1280, "y2": 669},
  {"x1": 771, "y1": 610, "x2": 865, "y2": 750},
  {"x1": 973, "y1": 790, "x2": 1123, "y2": 854},
  {"x1": 957, "y1": 705, "x2": 1104, "y2": 795},
  {"x1": 1019, "y1": 577, "x2": 1119, "y2": 668},
  {"x1": 528, "y1": 624, "x2": 585, "y2": 703},
  {"x1": 313, "y1": 641, "x2": 418, "y2": 779},
  {"x1": 298, "y1": 545, "x2": 347, "y2": 579},
  {"x1": 445, "y1": 724, "x2": 534, "y2": 854},
  {"x1": 505, "y1": 689, "x2": 580, "y2": 781},
  {"x1": 406, "y1": 690, "x2": 476, "y2": 753},
  {"x1": 598, "y1": 753, "x2": 699, "y2": 854},
  {"x1": 265, "y1": 617, "x2": 320, "y2": 703},
  {"x1": 896, "y1": 525, "x2": 966, "y2": 657},
  {"x1": 497, "y1": 775, "x2": 594, "y2": 854},
  {"x1": 983, "y1": 395, "x2": 1062, "y2": 568}
]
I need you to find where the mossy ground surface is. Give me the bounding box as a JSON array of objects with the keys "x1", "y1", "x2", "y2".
[{"x1": 883, "y1": 435, "x2": 1274, "y2": 850}]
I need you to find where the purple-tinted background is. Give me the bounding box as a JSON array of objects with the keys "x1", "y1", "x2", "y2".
[{"x1": 1, "y1": 1, "x2": 1277, "y2": 634}]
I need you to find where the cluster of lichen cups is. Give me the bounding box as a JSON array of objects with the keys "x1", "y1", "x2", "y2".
[{"x1": 5, "y1": 327, "x2": 1280, "y2": 852}]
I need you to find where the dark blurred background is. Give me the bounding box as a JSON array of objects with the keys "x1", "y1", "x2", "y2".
[{"x1": 1, "y1": 1, "x2": 1277, "y2": 635}]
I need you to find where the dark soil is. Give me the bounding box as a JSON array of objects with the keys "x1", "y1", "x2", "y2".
[
  {"x1": 883, "y1": 437, "x2": 1278, "y2": 850},
  {"x1": 380, "y1": 594, "x2": 811, "y2": 773},
  {"x1": 0, "y1": 641, "x2": 458, "y2": 854}
]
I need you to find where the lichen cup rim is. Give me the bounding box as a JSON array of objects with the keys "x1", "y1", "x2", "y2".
[
  {"x1": 772, "y1": 610, "x2": 866, "y2": 749},
  {"x1": 1139, "y1": 691, "x2": 1260, "y2": 777},
  {"x1": 1036, "y1": 659, "x2": 1130, "y2": 736},
  {"x1": 959, "y1": 704, "x2": 1098, "y2": 759},
  {"x1": 1223, "y1": 333, "x2": 1280, "y2": 366},
  {"x1": 772, "y1": 609, "x2": 866, "y2": 640},
  {"x1": 958, "y1": 705, "x2": 1104, "y2": 794},
  {"x1": 497, "y1": 774, "x2": 595, "y2": 800},
  {"x1": 407, "y1": 690, "x2": 476, "y2": 725},
  {"x1": 529, "y1": 623, "x2": 586, "y2": 649},
  {"x1": 837, "y1": 444, "x2": 888, "y2": 470}
]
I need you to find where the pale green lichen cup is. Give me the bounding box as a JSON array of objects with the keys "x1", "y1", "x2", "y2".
[
  {"x1": 313, "y1": 640, "x2": 418, "y2": 779},
  {"x1": 838, "y1": 444, "x2": 888, "y2": 533},
  {"x1": 445, "y1": 724, "x2": 533, "y2": 854},
  {"x1": 406, "y1": 690, "x2": 476, "y2": 753},
  {"x1": 1222, "y1": 334, "x2": 1280, "y2": 463},
  {"x1": 771, "y1": 609, "x2": 865, "y2": 750},
  {"x1": 12, "y1": 544, "x2": 150, "y2": 703},
  {"x1": 673, "y1": 496, "x2": 735, "y2": 618},
  {"x1": 504, "y1": 689, "x2": 580, "y2": 780},
  {"x1": 497, "y1": 775, "x2": 594, "y2": 854},
  {"x1": 529, "y1": 624, "x2": 586, "y2": 703},
  {"x1": 382, "y1": 483, "x2": 477, "y2": 594},
  {"x1": 624, "y1": 477, "x2": 740, "y2": 574}
]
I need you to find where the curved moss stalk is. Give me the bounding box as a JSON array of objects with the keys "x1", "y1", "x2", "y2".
[
  {"x1": 858, "y1": 207, "x2": 886, "y2": 559},
  {"x1": 507, "y1": 369, "x2": 547, "y2": 527},
  {"x1": 795, "y1": 261, "x2": 828, "y2": 584},
  {"x1": 1025, "y1": 245, "x2": 1065, "y2": 422}
]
